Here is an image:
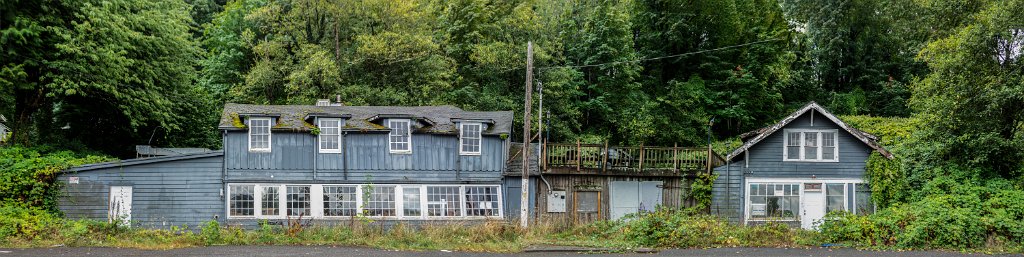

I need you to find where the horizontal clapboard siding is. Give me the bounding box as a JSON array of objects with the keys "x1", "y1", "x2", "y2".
[
  {"x1": 225, "y1": 131, "x2": 505, "y2": 183},
  {"x1": 58, "y1": 155, "x2": 224, "y2": 229},
  {"x1": 712, "y1": 111, "x2": 873, "y2": 225}
]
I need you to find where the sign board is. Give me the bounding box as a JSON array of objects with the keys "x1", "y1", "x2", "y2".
[{"x1": 69, "y1": 177, "x2": 79, "y2": 184}]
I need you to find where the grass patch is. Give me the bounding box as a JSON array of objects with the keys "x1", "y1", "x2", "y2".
[{"x1": 3, "y1": 207, "x2": 1021, "y2": 253}]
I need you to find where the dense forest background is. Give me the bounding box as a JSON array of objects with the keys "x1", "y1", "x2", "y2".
[
  {"x1": 1, "y1": 0, "x2": 1021, "y2": 171},
  {"x1": 3, "y1": 0, "x2": 1024, "y2": 247}
]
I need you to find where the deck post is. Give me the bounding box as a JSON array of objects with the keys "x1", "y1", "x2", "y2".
[
  {"x1": 673, "y1": 143, "x2": 678, "y2": 173},
  {"x1": 542, "y1": 139, "x2": 547, "y2": 171},
  {"x1": 602, "y1": 141, "x2": 609, "y2": 173},
  {"x1": 638, "y1": 143, "x2": 645, "y2": 173},
  {"x1": 576, "y1": 139, "x2": 581, "y2": 172}
]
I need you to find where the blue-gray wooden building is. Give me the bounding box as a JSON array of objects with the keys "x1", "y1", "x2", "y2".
[
  {"x1": 58, "y1": 101, "x2": 516, "y2": 228},
  {"x1": 711, "y1": 102, "x2": 893, "y2": 229}
]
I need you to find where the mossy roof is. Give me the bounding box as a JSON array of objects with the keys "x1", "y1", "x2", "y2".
[{"x1": 218, "y1": 103, "x2": 514, "y2": 135}]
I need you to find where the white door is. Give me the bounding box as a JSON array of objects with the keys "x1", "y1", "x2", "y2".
[
  {"x1": 801, "y1": 183, "x2": 825, "y2": 230},
  {"x1": 109, "y1": 186, "x2": 132, "y2": 226}
]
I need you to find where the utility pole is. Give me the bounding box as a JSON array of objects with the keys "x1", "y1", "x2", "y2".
[{"x1": 520, "y1": 41, "x2": 533, "y2": 229}]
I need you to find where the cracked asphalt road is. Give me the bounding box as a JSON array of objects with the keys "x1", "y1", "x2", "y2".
[{"x1": 0, "y1": 246, "x2": 1020, "y2": 257}]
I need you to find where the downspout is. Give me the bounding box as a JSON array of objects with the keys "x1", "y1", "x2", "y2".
[
  {"x1": 313, "y1": 133, "x2": 318, "y2": 181},
  {"x1": 221, "y1": 130, "x2": 228, "y2": 221},
  {"x1": 342, "y1": 131, "x2": 348, "y2": 181}
]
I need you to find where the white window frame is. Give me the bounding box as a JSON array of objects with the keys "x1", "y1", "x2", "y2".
[
  {"x1": 824, "y1": 183, "x2": 847, "y2": 213},
  {"x1": 248, "y1": 117, "x2": 272, "y2": 152},
  {"x1": 317, "y1": 118, "x2": 342, "y2": 154},
  {"x1": 782, "y1": 129, "x2": 839, "y2": 162},
  {"x1": 388, "y1": 119, "x2": 412, "y2": 154},
  {"x1": 225, "y1": 183, "x2": 502, "y2": 220},
  {"x1": 743, "y1": 178, "x2": 864, "y2": 225},
  {"x1": 459, "y1": 122, "x2": 482, "y2": 156},
  {"x1": 852, "y1": 183, "x2": 875, "y2": 215},
  {"x1": 745, "y1": 182, "x2": 801, "y2": 222}
]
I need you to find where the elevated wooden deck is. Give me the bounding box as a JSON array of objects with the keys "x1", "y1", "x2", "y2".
[{"x1": 522, "y1": 142, "x2": 725, "y2": 177}]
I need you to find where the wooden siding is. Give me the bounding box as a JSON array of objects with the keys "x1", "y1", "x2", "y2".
[
  {"x1": 58, "y1": 156, "x2": 224, "y2": 229},
  {"x1": 224, "y1": 131, "x2": 506, "y2": 183},
  {"x1": 711, "y1": 111, "x2": 874, "y2": 224},
  {"x1": 533, "y1": 175, "x2": 690, "y2": 224}
]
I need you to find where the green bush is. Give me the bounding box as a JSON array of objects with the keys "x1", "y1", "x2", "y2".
[
  {"x1": 0, "y1": 146, "x2": 112, "y2": 212},
  {"x1": 0, "y1": 206, "x2": 58, "y2": 240},
  {"x1": 200, "y1": 221, "x2": 222, "y2": 246},
  {"x1": 819, "y1": 178, "x2": 1024, "y2": 250}
]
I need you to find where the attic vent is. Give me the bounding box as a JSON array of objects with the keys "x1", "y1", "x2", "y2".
[{"x1": 316, "y1": 99, "x2": 331, "y2": 106}]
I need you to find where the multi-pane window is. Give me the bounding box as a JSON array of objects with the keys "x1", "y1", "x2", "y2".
[
  {"x1": 826, "y1": 183, "x2": 846, "y2": 213},
  {"x1": 388, "y1": 119, "x2": 411, "y2": 153},
  {"x1": 318, "y1": 118, "x2": 341, "y2": 153},
  {"x1": 854, "y1": 183, "x2": 874, "y2": 215},
  {"x1": 323, "y1": 186, "x2": 357, "y2": 217},
  {"x1": 226, "y1": 184, "x2": 500, "y2": 219},
  {"x1": 465, "y1": 186, "x2": 499, "y2": 216},
  {"x1": 460, "y1": 123, "x2": 482, "y2": 155},
  {"x1": 365, "y1": 186, "x2": 396, "y2": 216},
  {"x1": 248, "y1": 118, "x2": 272, "y2": 152},
  {"x1": 427, "y1": 186, "x2": 462, "y2": 217},
  {"x1": 403, "y1": 187, "x2": 421, "y2": 216},
  {"x1": 748, "y1": 183, "x2": 800, "y2": 220},
  {"x1": 229, "y1": 185, "x2": 255, "y2": 217},
  {"x1": 784, "y1": 130, "x2": 838, "y2": 161},
  {"x1": 261, "y1": 186, "x2": 279, "y2": 216},
  {"x1": 822, "y1": 133, "x2": 836, "y2": 160},
  {"x1": 286, "y1": 186, "x2": 311, "y2": 217}
]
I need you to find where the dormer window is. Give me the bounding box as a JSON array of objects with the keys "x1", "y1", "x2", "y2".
[
  {"x1": 460, "y1": 122, "x2": 482, "y2": 155},
  {"x1": 248, "y1": 117, "x2": 272, "y2": 152},
  {"x1": 388, "y1": 119, "x2": 411, "y2": 154},
  {"x1": 783, "y1": 129, "x2": 837, "y2": 162},
  {"x1": 318, "y1": 118, "x2": 341, "y2": 153}
]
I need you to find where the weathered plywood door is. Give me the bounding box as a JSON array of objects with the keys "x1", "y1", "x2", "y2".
[
  {"x1": 609, "y1": 181, "x2": 664, "y2": 220},
  {"x1": 108, "y1": 186, "x2": 132, "y2": 226}
]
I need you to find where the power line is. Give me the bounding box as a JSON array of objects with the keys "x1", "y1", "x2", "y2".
[{"x1": 497, "y1": 38, "x2": 783, "y2": 73}]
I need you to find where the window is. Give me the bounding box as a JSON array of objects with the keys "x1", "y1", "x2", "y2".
[
  {"x1": 403, "y1": 187, "x2": 421, "y2": 216},
  {"x1": 365, "y1": 186, "x2": 396, "y2": 216},
  {"x1": 323, "y1": 186, "x2": 357, "y2": 217},
  {"x1": 575, "y1": 191, "x2": 600, "y2": 213},
  {"x1": 826, "y1": 183, "x2": 846, "y2": 213},
  {"x1": 783, "y1": 129, "x2": 838, "y2": 161},
  {"x1": 427, "y1": 186, "x2": 461, "y2": 217},
  {"x1": 854, "y1": 183, "x2": 874, "y2": 215},
  {"x1": 460, "y1": 123, "x2": 482, "y2": 155},
  {"x1": 286, "y1": 186, "x2": 311, "y2": 217},
  {"x1": 465, "y1": 186, "x2": 499, "y2": 216},
  {"x1": 248, "y1": 118, "x2": 272, "y2": 152},
  {"x1": 226, "y1": 184, "x2": 501, "y2": 220},
  {"x1": 318, "y1": 118, "x2": 341, "y2": 153},
  {"x1": 261, "y1": 186, "x2": 280, "y2": 216},
  {"x1": 388, "y1": 119, "x2": 411, "y2": 153},
  {"x1": 748, "y1": 183, "x2": 800, "y2": 220},
  {"x1": 229, "y1": 185, "x2": 255, "y2": 217}
]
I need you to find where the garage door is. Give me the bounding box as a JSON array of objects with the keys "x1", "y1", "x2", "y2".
[{"x1": 609, "y1": 181, "x2": 663, "y2": 220}]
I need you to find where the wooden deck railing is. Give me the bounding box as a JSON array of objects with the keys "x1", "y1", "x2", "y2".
[{"x1": 542, "y1": 141, "x2": 724, "y2": 175}]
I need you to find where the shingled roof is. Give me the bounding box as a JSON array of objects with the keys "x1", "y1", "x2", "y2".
[
  {"x1": 218, "y1": 103, "x2": 514, "y2": 135},
  {"x1": 727, "y1": 102, "x2": 894, "y2": 160}
]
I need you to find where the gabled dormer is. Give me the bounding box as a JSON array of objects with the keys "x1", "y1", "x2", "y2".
[
  {"x1": 304, "y1": 113, "x2": 352, "y2": 154},
  {"x1": 234, "y1": 113, "x2": 281, "y2": 153}
]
